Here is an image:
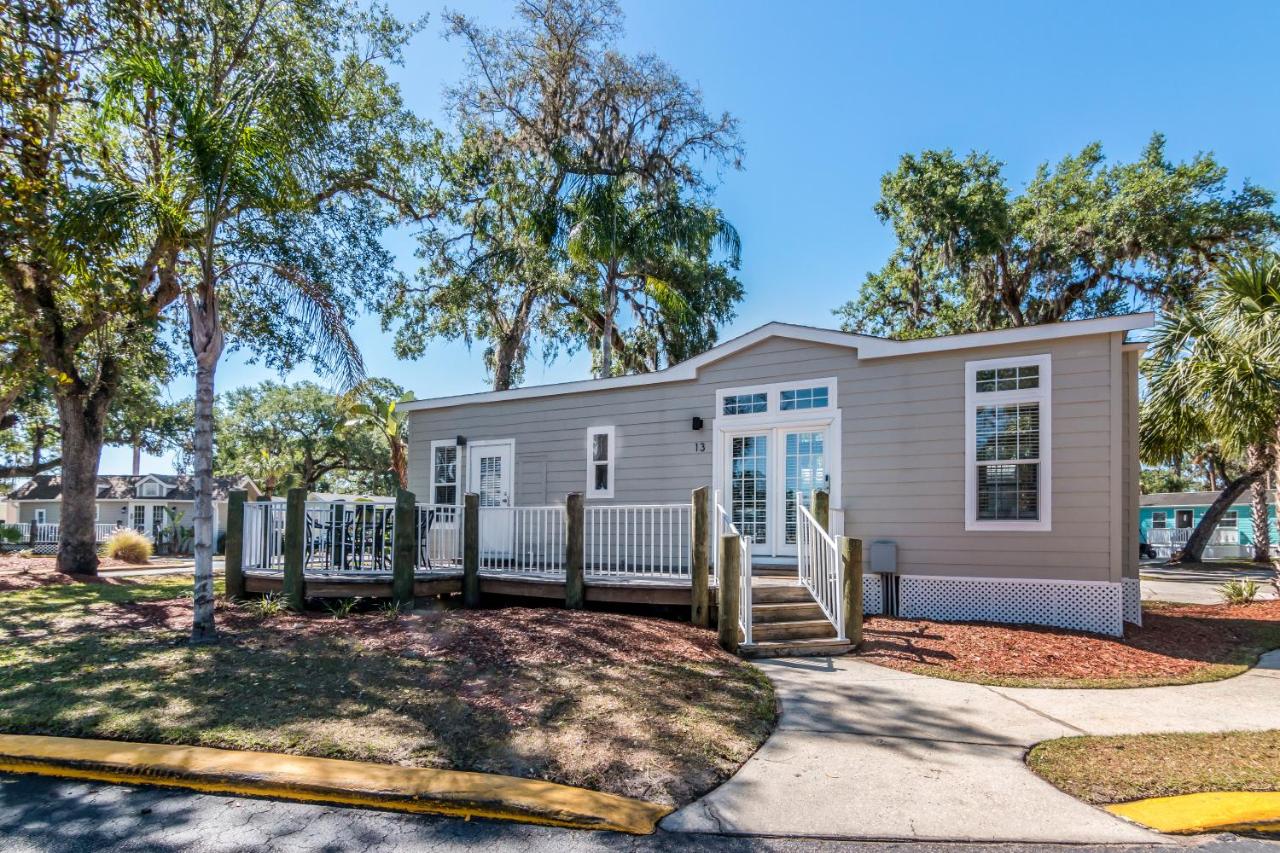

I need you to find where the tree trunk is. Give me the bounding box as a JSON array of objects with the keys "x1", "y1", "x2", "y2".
[
  {"x1": 1178, "y1": 471, "x2": 1261, "y2": 563},
  {"x1": 54, "y1": 394, "x2": 110, "y2": 575},
  {"x1": 187, "y1": 288, "x2": 224, "y2": 645},
  {"x1": 391, "y1": 438, "x2": 408, "y2": 490},
  {"x1": 492, "y1": 332, "x2": 521, "y2": 392},
  {"x1": 1250, "y1": 444, "x2": 1272, "y2": 562},
  {"x1": 599, "y1": 277, "x2": 616, "y2": 379},
  {"x1": 132, "y1": 440, "x2": 142, "y2": 476}
]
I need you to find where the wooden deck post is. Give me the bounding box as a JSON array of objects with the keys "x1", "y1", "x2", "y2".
[
  {"x1": 282, "y1": 487, "x2": 307, "y2": 611},
  {"x1": 690, "y1": 486, "x2": 710, "y2": 627},
  {"x1": 462, "y1": 493, "x2": 480, "y2": 608},
  {"x1": 812, "y1": 489, "x2": 830, "y2": 533},
  {"x1": 27, "y1": 520, "x2": 37, "y2": 550},
  {"x1": 565, "y1": 492, "x2": 585, "y2": 609},
  {"x1": 392, "y1": 488, "x2": 416, "y2": 610},
  {"x1": 224, "y1": 490, "x2": 247, "y2": 599},
  {"x1": 838, "y1": 535, "x2": 863, "y2": 646},
  {"x1": 717, "y1": 534, "x2": 741, "y2": 654}
]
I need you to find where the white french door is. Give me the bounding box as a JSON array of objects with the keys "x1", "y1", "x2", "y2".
[
  {"x1": 723, "y1": 424, "x2": 830, "y2": 557},
  {"x1": 466, "y1": 440, "x2": 514, "y2": 557}
]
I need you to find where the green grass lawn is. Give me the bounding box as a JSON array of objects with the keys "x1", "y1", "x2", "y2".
[
  {"x1": 0, "y1": 574, "x2": 775, "y2": 806},
  {"x1": 1028, "y1": 731, "x2": 1280, "y2": 804}
]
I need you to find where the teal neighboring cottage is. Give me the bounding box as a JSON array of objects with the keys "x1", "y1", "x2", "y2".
[{"x1": 1140, "y1": 490, "x2": 1278, "y2": 559}]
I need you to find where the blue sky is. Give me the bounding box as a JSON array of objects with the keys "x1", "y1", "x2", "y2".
[{"x1": 112, "y1": 0, "x2": 1280, "y2": 474}]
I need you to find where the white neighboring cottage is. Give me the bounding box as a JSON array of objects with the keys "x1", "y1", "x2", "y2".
[{"x1": 402, "y1": 314, "x2": 1151, "y2": 637}]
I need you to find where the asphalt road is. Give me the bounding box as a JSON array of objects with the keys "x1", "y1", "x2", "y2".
[{"x1": 2, "y1": 774, "x2": 1277, "y2": 853}]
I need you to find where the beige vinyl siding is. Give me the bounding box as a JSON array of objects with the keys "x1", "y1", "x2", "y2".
[
  {"x1": 408, "y1": 332, "x2": 1125, "y2": 584},
  {"x1": 18, "y1": 502, "x2": 60, "y2": 524},
  {"x1": 1122, "y1": 348, "x2": 1141, "y2": 579}
]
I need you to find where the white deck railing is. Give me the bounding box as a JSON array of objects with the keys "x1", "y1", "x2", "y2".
[
  {"x1": 714, "y1": 495, "x2": 752, "y2": 645},
  {"x1": 478, "y1": 505, "x2": 565, "y2": 574},
  {"x1": 797, "y1": 503, "x2": 844, "y2": 640},
  {"x1": 239, "y1": 497, "x2": 694, "y2": 582},
  {"x1": 585, "y1": 503, "x2": 691, "y2": 578}
]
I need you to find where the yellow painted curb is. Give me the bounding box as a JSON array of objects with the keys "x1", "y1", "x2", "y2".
[
  {"x1": 0, "y1": 734, "x2": 670, "y2": 835},
  {"x1": 1106, "y1": 791, "x2": 1280, "y2": 835}
]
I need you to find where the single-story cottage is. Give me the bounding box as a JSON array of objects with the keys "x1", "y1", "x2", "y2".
[
  {"x1": 5, "y1": 474, "x2": 260, "y2": 551},
  {"x1": 403, "y1": 312, "x2": 1152, "y2": 637},
  {"x1": 1140, "y1": 490, "x2": 1277, "y2": 560}
]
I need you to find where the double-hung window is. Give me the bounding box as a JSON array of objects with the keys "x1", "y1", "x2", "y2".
[
  {"x1": 965, "y1": 354, "x2": 1051, "y2": 531},
  {"x1": 1218, "y1": 511, "x2": 1238, "y2": 530},
  {"x1": 1150, "y1": 511, "x2": 1168, "y2": 529},
  {"x1": 429, "y1": 441, "x2": 459, "y2": 506},
  {"x1": 586, "y1": 426, "x2": 615, "y2": 499}
]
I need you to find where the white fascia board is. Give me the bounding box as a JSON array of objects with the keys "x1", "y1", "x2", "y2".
[{"x1": 400, "y1": 313, "x2": 1154, "y2": 412}]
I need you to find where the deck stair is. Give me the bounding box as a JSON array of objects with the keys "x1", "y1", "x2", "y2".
[{"x1": 740, "y1": 566, "x2": 853, "y2": 658}]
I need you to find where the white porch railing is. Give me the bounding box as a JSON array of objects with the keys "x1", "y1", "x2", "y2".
[
  {"x1": 714, "y1": 494, "x2": 752, "y2": 645},
  {"x1": 797, "y1": 503, "x2": 844, "y2": 640},
  {"x1": 585, "y1": 503, "x2": 691, "y2": 577},
  {"x1": 416, "y1": 503, "x2": 463, "y2": 569},
  {"x1": 478, "y1": 505, "x2": 566, "y2": 574},
  {"x1": 242, "y1": 501, "x2": 287, "y2": 571},
  {"x1": 1146, "y1": 527, "x2": 1239, "y2": 547}
]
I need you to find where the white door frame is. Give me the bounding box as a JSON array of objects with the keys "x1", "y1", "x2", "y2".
[
  {"x1": 712, "y1": 407, "x2": 842, "y2": 560},
  {"x1": 466, "y1": 439, "x2": 516, "y2": 558}
]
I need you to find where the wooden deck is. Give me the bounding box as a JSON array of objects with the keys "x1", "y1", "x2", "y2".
[{"x1": 243, "y1": 567, "x2": 707, "y2": 606}]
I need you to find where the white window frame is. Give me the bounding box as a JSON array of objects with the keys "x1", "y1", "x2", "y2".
[
  {"x1": 428, "y1": 439, "x2": 461, "y2": 507},
  {"x1": 1150, "y1": 510, "x2": 1167, "y2": 529},
  {"x1": 715, "y1": 377, "x2": 837, "y2": 425},
  {"x1": 1218, "y1": 510, "x2": 1238, "y2": 529},
  {"x1": 964, "y1": 354, "x2": 1052, "y2": 532},
  {"x1": 33, "y1": 508, "x2": 47, "y2": 525},
  {"x1": 585, "y1": 425, "x2": 615, "y2": 499}
]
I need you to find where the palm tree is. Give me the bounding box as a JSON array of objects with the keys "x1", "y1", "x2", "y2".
[
  {"x1": 1142, "y1": 257, "x2": 1280, "y2": 563},
  {"x1": 562, "y1": 177, "x2": 741, "y2": 377},
  {"x1": 106, "y1": 29, "x2": 364, "y2": 644},
  {"x1": 344, "y1": 384, "x2": 414, "y2": 491}
]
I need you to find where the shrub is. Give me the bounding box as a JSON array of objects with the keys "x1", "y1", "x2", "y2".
[
  {"x1": 102, "y1": 528, "x2": 153, "y2": 564},
  {"x1": 1217, "y1": 579, "x2": 1260, "y2": 605},
  {"x1": 0, "y1": 527, "x2": 23, "y2": 545}
]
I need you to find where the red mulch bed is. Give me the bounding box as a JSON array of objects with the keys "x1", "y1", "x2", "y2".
[
  {"x1": 0, "y1": 555, "x2": 146, "y2": 592},
  {"x1": 857, "y1": 599, "x2": 1280, "y2": 686}
]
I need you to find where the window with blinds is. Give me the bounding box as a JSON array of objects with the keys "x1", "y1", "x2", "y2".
[{"x1": 966, "y1": 354, "x2": 1051, "y2": 531}]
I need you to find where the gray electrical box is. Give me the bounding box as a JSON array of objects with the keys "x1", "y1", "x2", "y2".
[{"x1": 870, "y1": 540, "x2": 897, "y2": 574}]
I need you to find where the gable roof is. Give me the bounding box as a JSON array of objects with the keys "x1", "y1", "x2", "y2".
[
  {"x1": 401, "y1": 312, "x2": 1155, "y2": 412},
  {"x1": 8, "y1": 474, "x2": 256, "y2": 502}
]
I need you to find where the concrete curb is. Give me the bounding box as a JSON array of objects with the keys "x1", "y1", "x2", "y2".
[
  {"x1": 1106, "y1": 792, "x2": 1280, "y2": 835},
  {"x1": 0, "y1": 734, "x2": 670, "y2": 834}
]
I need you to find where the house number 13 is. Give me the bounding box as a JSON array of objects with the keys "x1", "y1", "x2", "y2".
[{"x1": 693, "y1": 441, "x2": 707, "y2": 452}]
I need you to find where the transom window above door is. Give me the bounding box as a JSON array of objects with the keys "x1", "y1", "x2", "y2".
[{"x1": 717, "y1": 378, "x2": 836, "y2": 420}]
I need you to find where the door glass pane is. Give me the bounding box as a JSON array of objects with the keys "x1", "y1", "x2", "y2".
[
  {"x1": 731, "y1": 435, "x2": 769, "y2": 544},
  {"x1": 153, "y1": 505, "x2": 166, "y2": 536},
  {"x1": 478, "y1": 455, "x2": 505, "y2": 507},
  {"x1": 784, "y1": 431, "x2": 826, "y2": 544},
  {"x1": 133, "y1": 505, "x2": 146, "y2": 530}
]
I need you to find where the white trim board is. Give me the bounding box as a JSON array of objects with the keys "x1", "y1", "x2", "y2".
[{"x1": 401, "y1": 314, "x2": 1154, "y2": 412}]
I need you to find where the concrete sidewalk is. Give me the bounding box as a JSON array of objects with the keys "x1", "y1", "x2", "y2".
[{"x1": 662, "y1": 650, "x2": 1280, "y2": 844}]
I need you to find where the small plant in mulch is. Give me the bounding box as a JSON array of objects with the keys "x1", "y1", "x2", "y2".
[
  {"x1": 322, "y1": 597, "x2": 361, "y2": 619},
  {"x1": 375, "y1": 600, "x2": 406, "y2": 621},
  {"x1": 1217, "y1": 579, "x2": 1261, "y2": 604},
  {"x1": 245, "y1": 592, "x2": 288, "y2": 619}
]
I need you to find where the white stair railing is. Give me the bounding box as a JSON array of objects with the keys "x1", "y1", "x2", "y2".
[
  {"x1": 714, "y1": 495, "x2": 752, "y2": 645},
  {"x1": 797, "y1": 502, "x2": 844, "y2": 640}
]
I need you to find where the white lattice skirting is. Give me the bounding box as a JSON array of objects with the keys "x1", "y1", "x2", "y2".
[
  {"x1": 1122, "y1": 577, "x2": 1142, "y2": 626},
  {"x1": 862, "y1": 573, "x2": 883, "y2": 615},
  {"x1": 898, "y1": 575, "x2": 1125, "y2": 636}
]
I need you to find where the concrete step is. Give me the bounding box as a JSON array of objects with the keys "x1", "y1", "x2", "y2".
[
  {"x1": 751, "y1": 602, "x2": 825, "y2": 624},
  {"x1": 751, "y1": 619, "x2": 837, "y2": 642},
  {"x1": 740, "y1": 638, "x2": 854, "y2": 659},
  {"x1": 750, "y1": 583, "x2": 814, "y2": 604},
  {"x1": 753, "y1": 564, "x2": 799, "y2": 577}
]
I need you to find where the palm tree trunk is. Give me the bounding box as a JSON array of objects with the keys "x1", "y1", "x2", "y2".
[
  {"x1": 132, "y1": 440, "x2": 142, "y2": 476},
  {"x1": 1251, "y1": 443, "x2": 1271, "y2": 562},
  {"x1": 599, "y1": 276, "x2": 616, "y2": 379},
  {"x1": 187, "y1": 286, "x2": 224, "y2": 645}
]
